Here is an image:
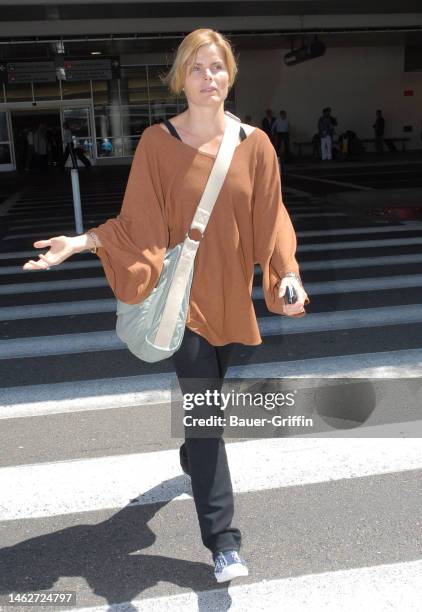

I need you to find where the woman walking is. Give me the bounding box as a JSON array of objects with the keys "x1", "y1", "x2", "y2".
[{"x1": 22, "y1": 28, "x2": 309, "y2": 583}]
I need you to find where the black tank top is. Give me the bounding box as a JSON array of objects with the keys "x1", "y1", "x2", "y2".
[{"x1": 162, "y1": 118, "x2": 247, "y2": 142}]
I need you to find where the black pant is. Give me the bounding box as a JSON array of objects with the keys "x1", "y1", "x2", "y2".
[
  {"x1": 375, "y1": 134, "x2": 384, "y2": 154},
  {"x1": 172, "y1": 327, "x2": 242, "y2": 555},
  {"x1": 275, "y1": 132, "x2": 290, "y2": 159}
]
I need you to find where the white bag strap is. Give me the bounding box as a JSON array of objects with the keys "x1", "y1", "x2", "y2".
[
  {"x1": 189, "y1": 113, "x2": 241, "y2": 236},
  {"x1": 153, "y1": 114, "x2": 240, "y2": 349}
]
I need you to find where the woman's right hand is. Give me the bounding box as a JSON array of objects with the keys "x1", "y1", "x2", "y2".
[{"x1": 22, "y1": 235, "x2": 81, "y2": 271}]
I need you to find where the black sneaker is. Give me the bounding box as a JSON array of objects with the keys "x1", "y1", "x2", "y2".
[{"x1": 213, "y1": 550, "x2": 249, "y2": 583}]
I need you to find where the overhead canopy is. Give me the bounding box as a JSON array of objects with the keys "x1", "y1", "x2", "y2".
[{"x1": 0, "y1": 0, "x2": 421, "y2": 41}]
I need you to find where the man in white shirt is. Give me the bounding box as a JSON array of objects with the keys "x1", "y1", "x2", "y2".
[
  {"x1": 272, "y1": 110, "x2": 290, "y2": 160},
  {"x1": 25, "y1": 128, "x2": 35, "y2": 171},
  {"x1": 33, "y1": 123, "x2": 48, "y2": 170}
]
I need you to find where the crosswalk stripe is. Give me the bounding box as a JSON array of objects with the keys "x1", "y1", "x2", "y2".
[
  {"x1": 296, "y1": 223, "x2": 422, "y2": 237},
  {"x1": 1, "y1": 260, "x2": 101, "y2": 275},
  {"x1": 287, "y1": 172, "x2": 376, "y2": 191},
  {"x1": 0, "y1": 274, "x2": 422, "y2": 321},
  {"x1": 8, "y1": 215, "x2": 109, "y2": 228},
  {"x1": 299, "y1": 236, "x2": 422, "y2": 251},
  {"x1": 0, "y1": 298, "x2": 116, "y2": 321},
  {"x1": 4, "y1": 213, "x2": 350, "y2": 239},
  {"x1": 1, "y1": 304, "x2": 422, "y2": 359},
  {"x1": 298, "y1": 252, "x2": 422, "y2": 269},
  {"x1": 0, "y1": 250, "x2": 59, "y2": 260},
  {"x1": 0, "y1": 221, "x2": 422, "y2": 260},
  {"x1": 0, "y1": 436, "x2": 420, "y2": 520},
  {"x1": 73, "y1": 560, "x2": 422, "y2": 612},
  {"x1": 277, "y1": 274, "x2": 422, "y2": 295},
  {"x1": 12, "y1": 196, "x2": 124, "y2": 205},
  {"x1": 3, "y1": 265, "x2": 422, "y2": 299},
  {"x1": 2, "y1": 348, "x2": 422, "y2": 419},
  {"x1": 288, "y1": 211, "x2": 347, "y2": 217},
  {"x1": 3, "y1": 252, "x2": 422, "y2": 276},
  {"x1": 1, "y1": 226, "x2": 420, "y2": 261},
  {"x1": 0, "y1": 277, "x2": 107, "y2": 295},
  {"x1": 7, "y1": 207, "x2": 329, "y2": 229},
  {"x1": 0, "y1": 191, "x2": 27, "y2": 217}
]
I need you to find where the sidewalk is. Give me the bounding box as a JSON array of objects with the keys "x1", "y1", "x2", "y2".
[{"x1": 283, "y1": 149, "x2": 422, "y2": 172}]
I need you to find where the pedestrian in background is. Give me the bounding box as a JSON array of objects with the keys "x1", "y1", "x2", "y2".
[
  {"x1": 33, "y1": 123, "x2": 48, "y2": 171},
  {"x1": 318, "y1": 107, "x2": 334, "y2": 160},
  {"x1": 262, "y1": 108, "x2": 276, "y2": 145},
  {"x1": 373, "y1": 109, "x2": 385, "y2": 154},
  {"x1": 272, "y1": 110, "x2": 290, "y2": 160},
  {"x1": 25, "y1": 127, "x2": 35, "y2": 171}
]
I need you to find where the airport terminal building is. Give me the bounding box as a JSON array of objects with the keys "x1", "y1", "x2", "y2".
[{"x1": 0, "y1": 0, "x2": 421, "y2": 171}]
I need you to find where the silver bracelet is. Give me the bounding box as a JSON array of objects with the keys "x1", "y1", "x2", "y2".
[{"x1": 283, "y1": 272, "x2": 302, "y2": 285}]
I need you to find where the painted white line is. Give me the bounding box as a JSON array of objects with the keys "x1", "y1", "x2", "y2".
[
  {"x1": 257, "y1": 304, "x2": 422, "y2": 336},
  {"x1": 1, "y1": 272, "x2": 421, "y2": 303},
  {"x1": 282, "y1": 185, "x2": 312, "y2": 197},
  {"x1": 1, "y1": 214, "x2": 346, "y2": 238},
  {"x1": 73, "y1": 560, "x2": 422, "y2": 612},
  {"x1": 255, "y1": 274, "x2": 422, "y2": 297},
  {"x1": 290, "y1": 212, "x2": 346, "y2": 218},
  {"x1": 4, "y1": 230, "x2": 101, "y2": 240},
  {"x1": 4, "y1": 252, "x2": 422, "y2": 277},
  {"x1": 5, "y1": 267, "x2": 422, "y2": 320},
  {"x1": 0, "y1": 298, "x2": 116, "y2": 321},
  {"x1": 322, "y1": 167, "x2": 421, "y2": 176},
  {"x1": 299, "y1": 236, "x2": 422, "y2": 251},
  {"x1": 0, "y1": 372, "x2": 175, "y2": 417},
  {"x1": 297, "y1": 224, "x2": 422, "y2": 237},
  {"x1": 1, "y1": 260, "x2": 101, "y2": 275},
  {"x1": 8, "y1": 216, "x2": 107, "y2": 229},
  {"x1": 288, "y1": 172, "x2": 375, "y2": 191},
  {"x1": 0, "y1": 250, "x2": 54, "y2": 260},
  {"x1": 0, "y1": 329, "x2": 119, "y2": 358},
  {"x1": 0, "y1": 277, "x2": 108, "y2": 295},
  {"x1": 1, "y1": 304, "x2": 422, "y2": 359},
  {"x1": 293, "y1": 253, "x2": 422, "y2": 270},
  {"x1": 0, "y1": 437, "x2": 420, "y2": 520},
  {"x1": 279, "y1": 206, "x2": 330, "y2": 212},
  {"x1": 1, "y1": 348, "x2": 422, "y2": 419},
  {"x1": 0, "y1": 225, "x2": 420, "y2": 259},
  {"x1": 13, "y1": 195, "x2": 123, "y2": 207},
  {"x1": 231, "y1": 347, "x2": 422, "y2": 379},
  {"x1": 0, "y1": 190, "x2": 27, "y2": 217}
]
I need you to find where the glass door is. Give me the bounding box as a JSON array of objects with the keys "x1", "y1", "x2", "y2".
[
  {"x1": 0, "y1": 111, "x2": 15, "y2": 172},
  {"x1": 60, "y1": 105, "x2": 95, "y2": 166}
]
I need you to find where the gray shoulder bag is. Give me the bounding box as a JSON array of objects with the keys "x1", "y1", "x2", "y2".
[{"x1": 115, "y1": 114, "x2": 241, "y2": 363}]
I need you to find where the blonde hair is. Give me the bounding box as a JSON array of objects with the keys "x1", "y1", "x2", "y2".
[{"x1": 161, "y1": 28, "x2": 238, "y2": 96}]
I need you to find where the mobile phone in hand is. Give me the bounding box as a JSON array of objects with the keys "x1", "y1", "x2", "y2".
[{"x1": 284, "y1": 284, "x2": 298, "y2": 305}]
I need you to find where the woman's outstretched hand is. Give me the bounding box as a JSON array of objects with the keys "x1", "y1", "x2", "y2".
[
  {"x1": 22, "y1": 235, "x2": 81, "y2": 271},
  {"x1": 278, "y1": 277, "x2": 310, "y2": 318}
]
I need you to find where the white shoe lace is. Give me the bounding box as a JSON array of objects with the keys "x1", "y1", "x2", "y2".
[{"x1": 215, "y1": 550, "x2": 243, "y2": 572}]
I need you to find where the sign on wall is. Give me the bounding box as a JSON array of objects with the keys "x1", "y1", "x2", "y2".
[
  {"x1": 63, "y1": 58, "x2": 120, "y2": 81},
  {"x1": 0, "y1": 61, "x2": 56, "y2": 84},
  {"x1": 0, "y1": 58, "x2": 120, "y2": 84}
]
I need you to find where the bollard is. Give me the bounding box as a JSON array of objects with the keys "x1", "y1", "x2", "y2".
[
  {"x1": 69, "y1": 145, "x2": 84, "y2": 235},
  {"x1": 71, "y1": 168, "x2": 84, "y2": 235}
]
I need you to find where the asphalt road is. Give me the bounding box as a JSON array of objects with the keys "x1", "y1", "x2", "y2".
[{"x1": 0, "y1": 163, "x2": 421, "y2": 611}]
